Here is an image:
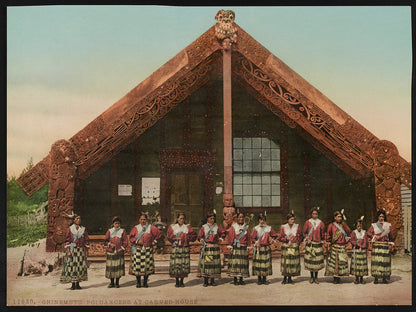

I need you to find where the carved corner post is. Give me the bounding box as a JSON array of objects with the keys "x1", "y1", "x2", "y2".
[
  {"x1": 215, "y1": 9, "x2": 238, "y2": 228},
  {"x1": 46, "y1": 140, "x2": 77, "y2": 252},
  {"x1": 372, "y1": 140, "x2": 404, "y2": 251}
]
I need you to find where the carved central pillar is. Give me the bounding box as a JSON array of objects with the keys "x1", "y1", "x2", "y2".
[{"x1": 215, "y1": 9, "x2": 238, "y2": 233}]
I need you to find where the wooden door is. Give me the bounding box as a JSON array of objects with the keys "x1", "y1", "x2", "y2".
[{"x1": 168, "y1": 171, "x2": 204, "y2": 228}]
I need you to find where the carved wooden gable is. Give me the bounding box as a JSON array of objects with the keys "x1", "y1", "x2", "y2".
[{"x1": 17, "y1": 23, "x2": 411, "y2": 196}]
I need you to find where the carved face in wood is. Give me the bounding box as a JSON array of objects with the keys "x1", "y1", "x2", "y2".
[{"x1": 223, "y1": 194, "x2": 234, "y2": 207}]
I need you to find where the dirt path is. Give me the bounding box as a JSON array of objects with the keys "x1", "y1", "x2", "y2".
[{"x1": 7, "y1": 248, "x2": 412, "y2": 306}]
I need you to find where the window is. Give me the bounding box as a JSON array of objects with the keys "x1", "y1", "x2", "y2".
[{"x1": 233, "y1": 137, "x2": 280, "y2": 207}]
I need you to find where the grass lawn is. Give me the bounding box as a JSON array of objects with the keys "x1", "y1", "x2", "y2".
[{"x1": 7, "y1": 223, "x2": 47, "y2": 248}]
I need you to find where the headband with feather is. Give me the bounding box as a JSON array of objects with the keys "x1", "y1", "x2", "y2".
[{"x1": 341, "y1": 209, "x2": 347, "y2": 221}]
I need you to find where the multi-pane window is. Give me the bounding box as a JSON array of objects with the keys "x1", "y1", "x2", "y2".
[{"x1": 233, "y1": 137, "x2": 281, "y2": 207}]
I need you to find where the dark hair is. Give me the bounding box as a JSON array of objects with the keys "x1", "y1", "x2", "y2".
[
  {"x1": 176, "y1": 212, "x2": 186, "y2": 223},
  {"x1": 206, "y1": 211, "x2": 216, "y2": 222},
  {"x1": 376, "y1": 210, "x2": 387, "y2": 221},
  {"x1": 237, "y1": 212, "x2": 245, "y2": 218},
  {"x1": 112, "y1": 216, "x2": 121, "y2": 224},
  {"x1": 139, "y1": 213, "x2": 148, "y2": 220},
  {"x1": 286, "y1": 213, "x2": 295, "y2": 221},
  {"x1": 355, "y1": 219, "x2": 363, "y2": 227},
  {"x1": 258, "y1": 213, "x2": 266, "y2": 221},
  {"x1": 310, "y1": 207, "x2": 320, "y2": 215},
  {"x1": 333, "y1": 210, "x2": 343, "y2": 219}
]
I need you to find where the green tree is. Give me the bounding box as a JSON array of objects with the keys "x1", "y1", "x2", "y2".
[{"x1": 7, "y1": 158, "x2": 48, "y2": 216}]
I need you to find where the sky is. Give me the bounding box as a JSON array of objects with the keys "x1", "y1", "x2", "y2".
[{"x1": 7, "y1": 6, "x2": 412, "y2": 177}]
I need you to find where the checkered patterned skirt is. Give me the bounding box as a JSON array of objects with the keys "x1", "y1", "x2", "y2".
[
  {"x1": 60, "y1": 247, "x2": 88, "y2": 283},
  {"x1": 198, "y1": 243, "x2": 221, "y2": 278},
  {"x1": 371, "y1": 242, "x2": 391, "y2": 278},
  {"x1": 350, "y1": 248, "x2": 368, "y2": 276},
  {"x1": 252, "y1": 245, "x2": 273, "y2": 277},
  {"x1": 105, "y1": 251, "x2": 125, "y2": 279},
  {"x1": 304, "y1": 241, "x2": 325, "y2": 272},
  {"x1": 129, "y1": 247, "x2": 155, "y2": 276},
  {"x1": 169, "y1": 246, "x2": 191, "y2": 278},
  {"x1": 325, "y1": 244, "x2": 349, "y2": 277},
  {"x1": 281, "y1": 243, "x2": 301, "y2": 276},
  {"x1": 228, "y1": 245, "x2": 249, "y2": 278}
]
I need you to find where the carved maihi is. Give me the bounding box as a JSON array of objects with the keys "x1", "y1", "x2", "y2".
[{"x1": 215, "y1": 9, "x2": 237, "y2": 47}]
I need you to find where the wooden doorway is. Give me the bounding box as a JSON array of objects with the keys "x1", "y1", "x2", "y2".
[
  {"x1": 159, "y1": 150, "x2": 216, "y2": 226},
  {"x1": 167, "y1": 171, "x2": 204, "y2": 228}
]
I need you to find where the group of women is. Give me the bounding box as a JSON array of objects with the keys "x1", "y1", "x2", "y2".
[{"x1": 60, "y1": 208, "x2": 394, "y2": 289}]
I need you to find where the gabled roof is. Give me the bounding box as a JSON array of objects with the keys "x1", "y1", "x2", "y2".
[{"x1": 17, "y1": 23, "x2": 411, "y2": 196}]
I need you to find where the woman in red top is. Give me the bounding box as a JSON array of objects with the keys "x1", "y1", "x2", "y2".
[
  {"x1": 167, "y1": 213, "x2": 197, "y2": 287},
  {"x1": 324, "y1": 210, "x2": 351, "y2": 284},
  {"x1": 279, "y1": 212, "x2": 302, "y2": 284},
  {"x1": 227, "y1": 212, "x2": 251, "y2": 285},
  {"x1": 251, "y1": 213, "x2": 278, "y2": 285},
  {"x1": 302, "y1": 207, "x2": 325, "y2": 284},
  {"x1": 129, "y1": 213, "x2": 162, "y2": 288},
  {"x1": 367, "y1": 210, "x2": 394, "y2": 284},
  {"x1": 198, "y1": 210, "x2": 225, "y2": 287},
  {"x1": 104, "y1": 216, "x2": 128, "y2": 288},
  {"x1": 350, "y1": 218, "x2": 368, "y2": 284},
  {"x1": 60, "y1": 214, "x2": 90, "y2": 290}
]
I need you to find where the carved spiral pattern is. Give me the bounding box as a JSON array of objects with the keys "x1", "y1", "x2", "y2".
[{"x1": 234, "y1": 54, "x2": 374, "y2": 171}]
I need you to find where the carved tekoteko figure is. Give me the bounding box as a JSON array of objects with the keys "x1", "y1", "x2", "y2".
[
  {"x1": 222, "y1": 194, "x2": 236, "y2": 235},
  {"x1": 215, "y1": 9, "x2": 237, "y2": 49}
]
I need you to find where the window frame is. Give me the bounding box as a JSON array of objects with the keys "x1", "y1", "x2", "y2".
[{"x1": 232, "y1": 133, "x2": 288, "y2": 214}]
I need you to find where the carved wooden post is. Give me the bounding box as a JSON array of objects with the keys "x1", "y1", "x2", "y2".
[
  {"x1": 46, "y1": 139, "x2": 77, "y2": 252},
  {"x1": 215, "y1": 9, "x2": 237, "y2": 231},
  {"x1": 372, "y1": 140, "x2": 404, "y2": 251}
]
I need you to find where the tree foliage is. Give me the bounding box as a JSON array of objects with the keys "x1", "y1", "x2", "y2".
[{"x1": 7, "y1": 158, "x2": 48, "y2": 216}]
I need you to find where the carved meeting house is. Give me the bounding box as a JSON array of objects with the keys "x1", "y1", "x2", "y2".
[{"x1": 17, "y1": 10, "x2": 411, "y2": 257}]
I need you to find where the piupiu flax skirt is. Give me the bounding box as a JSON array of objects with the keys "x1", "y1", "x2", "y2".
[
  {"x1": 252, "y1": 245, "x2": 273, "y2": 277},
  {"x1": 350, "y1": 248, "x2": 368, "y2": 276},
  {"x1": 371, "y1": 242, "x2": 391, "y2": 278},
  {"x1": 105, "y1": 251, "x2": 125, "y2": 279},
  {"x1": 60, "y1": 247, "x2": 88, "y2": 283},
  {"x1": 304, "y1": 241, "x2": 325, "y2": 272},
  {"x1": 169, "y1": 246, "x2": 191, "y2": 278},
  {"x1": 198, "y1": 244, "x2": 221, "y2": 278},
  {"x1": 325, "y1": 244, "x2": 349, "y2": 277},
  {"x1": 228, "y1": 245, "x2": 249, "y2": 278},
  {"x1": 281, "y1": 243, "x2": 301, "y2": 277},
  {"x1": 129, "y1": 247, "x2": 155, "y2": 276}
]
